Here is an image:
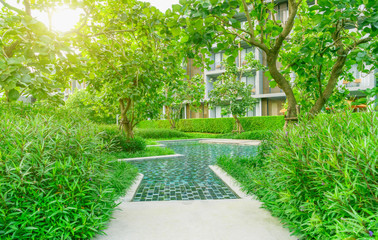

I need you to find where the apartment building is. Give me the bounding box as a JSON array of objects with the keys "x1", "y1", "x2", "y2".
[{"x1": 176, "y1": 0, "x2": 376, "y2": 120}]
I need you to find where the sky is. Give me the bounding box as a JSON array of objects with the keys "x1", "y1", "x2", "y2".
[{"x1": 5, "y1": 0, "x2": 180, "y2": 32}]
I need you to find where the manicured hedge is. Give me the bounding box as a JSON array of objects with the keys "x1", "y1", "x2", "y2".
[
  {"x1": 135, "y1": 128, "x2": 188, "y2": 139},
  {"x1": 138, "y1": 116, "x2": 284, "y2": 133}
]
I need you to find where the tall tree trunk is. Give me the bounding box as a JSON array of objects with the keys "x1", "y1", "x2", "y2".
[
  {"x1": 166, "y1": 107, "x2": 176, "y2": 129},
  {"x1": 266, "y1": 54, "x2": 298, "y2": 120},
  {"x1": 119, "y1": 98, "x2": 135, "y2": 138},
  {"x1": 233, "y1": 115, "x2": 244, "y2": 133}
]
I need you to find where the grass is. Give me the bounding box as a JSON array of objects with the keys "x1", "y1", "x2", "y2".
[
  {"x1": 108, "y1": 147, "x2": 175, "y2": 159},
  {"x1": 106, "y1": 160, "x2": 139, "y2": 198}
]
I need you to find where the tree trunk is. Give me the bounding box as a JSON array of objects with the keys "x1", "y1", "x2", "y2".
[
  {"x1": 233, "y1": 115, "x2": 244, "y2": 133},
  {"x1": 119, "y1": 98, "x2": 135, "y2": 139},
  {"x1": 166, "y1": 107, "x2": 176, "y2": 129},
  {"x1": 266, "y1": 54, "x2": 298, "y2": 121},
  {"x1": 308, "y1": 54, "x2": 348, "y2": 117}
]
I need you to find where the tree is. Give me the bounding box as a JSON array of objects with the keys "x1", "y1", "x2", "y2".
[
  {"x1": 280, "y1": 0, "x2": 377, "y2": 116},
  {"x1": 0, "y1": 0, "x2": 76, "y2": 103},
  {"x1": 164, "y1": 73, "x2": 205, "y2": 129},
  {"x1": 175, "y1": 0, "x2": 376, "y2": 121},
  {"x1": 73, "y1": 0, "x2": 184, "y2": 138},
  {"x1": 209, "y1": 52, "x2": 259, "y2": 133}
]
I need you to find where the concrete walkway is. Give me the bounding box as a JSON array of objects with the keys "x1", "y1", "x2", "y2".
[
  {"x1": 199, "y1": 139, "x2": 261, "y2": 146},
  {"x1": 96, "y1": 166, "x2": 296, "y2": 240},
  {"x1": 96, "y1": 199, "x2": 296, "y2": 240}
]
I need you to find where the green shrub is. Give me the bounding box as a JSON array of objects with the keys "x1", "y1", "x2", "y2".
[
  {"x1": 97, "y1": 125, "x2": 146, "y2": 152},
  {"x1": 135, "y1": 128, "x2": 188, "y2": 139},
  {"x1": 218, "y1": 112, "x2": 378, "y2": 239},
  {"x1": 65, "y1": 89, "x2": 116, "y2": 124},
  {"x1": 119, "y1": 136, "x2": 146, "y2": 152},
  {"x1": 138, "y1": 116, "x2": 284, "y2": 133},
  {"x1": 0, "y1": 104, "x2": 137, "y2": 239}
]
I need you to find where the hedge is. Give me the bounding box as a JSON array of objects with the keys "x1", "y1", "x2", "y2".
[{"x1": 138, "y1": 116, "x2": 284, "y2": 133}]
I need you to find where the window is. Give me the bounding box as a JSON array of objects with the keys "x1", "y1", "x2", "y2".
[{"x1": 214, "y1": 52, "x2": 223, "y2": 70}]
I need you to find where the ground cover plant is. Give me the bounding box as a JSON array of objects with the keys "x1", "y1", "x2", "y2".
[
  {"x1": 218, "y1": 111, "x2": 377, "y2": 239},
  {"x1": 0, "y1": 104, "x2": 138, "y2": 239}
]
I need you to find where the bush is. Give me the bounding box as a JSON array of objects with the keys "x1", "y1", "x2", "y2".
[
  {"x1": 97, "y1": 125, "x2": 146, "y2": 152},
  {"x1": 138, "y1": 116, "x2": 284, "y2": 133},
  {"x1": 0, "y1": 104, "x2": 137, "y2": 239},
  {"x1": 135, "y1": 128, "x2": 188, "y2": 139},
  {"x1": 65, "y1": 89, "x2": 116, "y2": 124},
  {"x1": 119, "y1": 136, "x2": 146, "y2": 152},
  {"x1": 218, "y1": 112, "x2": 378, "y2": 239}
]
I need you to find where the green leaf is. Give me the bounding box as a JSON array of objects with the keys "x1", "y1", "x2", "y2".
[
  {"x1": 269, "y1": 81, "x2": 277, "y2": 88},
  {"x1": 8, "y1": 89, "x2": 20, "y2": 101}
]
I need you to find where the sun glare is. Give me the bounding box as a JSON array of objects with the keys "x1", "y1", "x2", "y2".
[
  {"x1": 7, "y1": 0, "x2": 82, "y2": 32},
  {"x1": 50, "y1": 8, "x2": 82, "y2": 32}
]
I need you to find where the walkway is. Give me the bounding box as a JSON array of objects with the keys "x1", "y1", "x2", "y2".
[
  {"x1": 96, "y1": 140, "x2": 295, "y2": 240},
  {"x1": 97, "y1": 199, "x2": 296, "y2": 240}
]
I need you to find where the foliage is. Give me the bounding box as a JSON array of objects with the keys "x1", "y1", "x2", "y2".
[
  {"x1": 209, "y1": 53, "x2": 260, "y2": 133},
  {"x1": 280, "y1": 0, "x2": 378, "y2": 116},
  {"x1": 138, "y1": 116, "x2": 284, "y2": 133},
  {"x1": 224, "y1": 130, "x2": 273, "y2": 140},
  {"x1": 135, "y1": 128, "x2": 188, "y2": 139},
  {"x1": 65, "y1": 89, "x2": 116, "y2": 124},
  {"x1": 0, "y1": 0, "x2": 77, "y2": 103},
  {"x1": 0, "y1": 104, "x2": 138, "y2": 239},
  {"x1": 97, "y1": 125, "x2": 146, "y2": 153},
  {"x1": 218, "y1": 111, "x2": 378, "y2": 239},
  {"x1": 164, "y1": 74, "x2": 205, "y2": 129},
  {"x1": 354, "y1": 87, "x2": 378, "y2": 110},
  {"x1": 173, "y1": 0, "x2": 377, "y2": 119},
  {"x1": 72, "y1": 0, "x2": 186, "y2": 138}
]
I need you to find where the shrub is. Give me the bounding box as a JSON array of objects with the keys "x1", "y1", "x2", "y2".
[
  {"x1": 0, "y1": 104, "x2": 137, "y2": 239},
  {"x1": 135, "y1": 128, "x2": 188, "y2": 139},
  {"x1": 97, "y1": 125, "x2": 146, "y2": 152},
  {"x1": 218, "y1": 112, "x2": 378, "y2": 239},
  {"x1": 65, "y1": 89, "x2": 116, "y2": 124},
  {"x1": 119, "y1": 136, "x2": 146, "y2": 152},
  {"x1": 138, "y1": 115, "x2": 284, "y2": 133}
]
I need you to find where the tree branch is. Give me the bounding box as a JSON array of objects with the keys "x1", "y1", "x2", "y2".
[
  {"x1": 241, "y1": 0, "x2": 255, "y2": 39},
  {"x1": 273, "y1": 0, "x2": 301, "y2": 52},
  {"x1": 0, "y1": 0, "x2": 26, "y2": 15},
  {"x1": 89, "y1": 29, "x2": 136, "y2": 37}
]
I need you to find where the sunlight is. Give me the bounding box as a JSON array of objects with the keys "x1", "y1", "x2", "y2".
[
  {"x1": 50, "y1": 8, "x2": 82, "y2": 32},
  {"x1": 7, "y1": 0, "x2": 82, "y2": 32}
]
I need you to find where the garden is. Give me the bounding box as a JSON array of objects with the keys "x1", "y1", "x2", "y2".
[{"x1": 1, "y1": 0, "x2": 377, "y2": 239}]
